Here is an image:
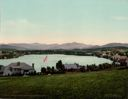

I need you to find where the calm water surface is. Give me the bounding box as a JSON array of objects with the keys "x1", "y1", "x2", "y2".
[{"x1": 0, "y1": 54, "x2": 112, "y2": 72}]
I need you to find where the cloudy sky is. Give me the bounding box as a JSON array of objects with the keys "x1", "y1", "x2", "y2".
[{"x1": 0, "y1": 0, "x2": 128, "y2": 45}]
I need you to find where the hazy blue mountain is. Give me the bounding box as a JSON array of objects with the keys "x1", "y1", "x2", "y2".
[
  {"x1": 0, "y1": 44, "x2": 26, "y2": 50},
  {"x1": 102, "y1": 43, "x2": 128, "y2": 48},
  {"x1": 0, "y1": 42, "x2": 96, "y2": 50},
  {"x1": 9, "y1": 43, "x2": 59, "y2": 50},
  {"x1": 0, "y1": 42, "x2": 128, "y2": 50},
  {"x1": 56, "y1": 42, "x2": 97, "y2": 49}
]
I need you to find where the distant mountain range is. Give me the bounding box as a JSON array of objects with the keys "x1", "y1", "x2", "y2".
[
  {"x1": 0, "y1": 42, "x2": 128, "y2": 50},
  {"x1": 102, "y1": 43, "x2": 128, "y2": 48}
]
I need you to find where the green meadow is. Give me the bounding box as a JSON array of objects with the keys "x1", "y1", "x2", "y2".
[{"x1": 0, "y1": 69, "x2": 128, "y2": 99}]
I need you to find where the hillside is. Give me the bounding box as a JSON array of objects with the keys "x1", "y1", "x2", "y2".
[
  {"x1": 8, "y1": 42, "x2": 97, "y2": 50},
  {"x1": 102, "y1": 43, "x2": 128, "y2": 48},
  {"x1": 0, "y1": 42, "x2": 128, "y2": 50},
  {"x1": 0, "y1": 44, "x2": 26, "y2": 50},
  {"x1": 0, "y1": 69, "x2": 128, "y2": 99}
]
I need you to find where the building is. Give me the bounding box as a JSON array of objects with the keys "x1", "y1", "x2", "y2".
[
  {"x1": 64, "y1": 64, "x2": 80, "y2": 70},
  {"x1": 112, "y1": 54, "x2": 120, "y2": 60},
  {"x1": 64, "y1": 63, "x2": 87, "y2": 71},
  {"x1": 114, "y1": 62, "x2": 120, "y2": 66},
  {"x1": 113, "y1": 54, "x2": 127, "y2": 61},
  {"x1": 3, "y1": 62, "x2": 35, "y2": 76}
]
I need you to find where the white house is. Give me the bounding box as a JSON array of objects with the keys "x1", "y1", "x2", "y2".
[
  {"x1": 64, "y1": 63, "x2": 85, "y2": 70},
  {"x1": 114, "y1": 62, "x2": 120, "y2": 66},
  {"x1": 3, "y1": 62, "x2": 35, "y2": 76},
  {"x1": 113, "y1": 54, "x2": 127, "y2": 61},
  {"x1": 64, "y1": 63, "x2": 87, "y2": 71},
  {"x1": 64, "y1": 64, "x2": 80, "y2": 70}
]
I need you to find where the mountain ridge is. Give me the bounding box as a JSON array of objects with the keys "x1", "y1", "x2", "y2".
[{"x1": 0, "y1": 42, "x2": 128, "y2": 50}]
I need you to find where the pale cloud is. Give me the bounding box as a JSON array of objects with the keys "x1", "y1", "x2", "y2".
[
  {"x1": 1, "y1": 19, "x2": 66, "y2": 36},
  {"x1": 1, "y1": 19, "x2": 46, "y2": 35},
  {"x1": 1, "y1": 18, "x2": 128, "y2": 44},
  {"x1": 112, "y1": 16, "x2": 128, "y2": 21},
  {"x1": 0, "y1": 19, "x2": 51, "y2": 43},
  {"x1": 0, "y1": 19, "x2": 71, "y2": 44}
]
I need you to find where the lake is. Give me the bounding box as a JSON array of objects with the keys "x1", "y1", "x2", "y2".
[{"x1": 0, "y1": 54, "x2": 112, "y2": 72}]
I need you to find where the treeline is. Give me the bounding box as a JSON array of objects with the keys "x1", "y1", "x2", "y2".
[
  {"x1": 1, "y1": 47, "x2": 128, "y2": 59},
  {"x1": 41, "y1": 60, "x2": 65, "y2": 74},
  {"x1": 41, "y1": 60, "x2": 126, "y2": 75},
  {"x1": 16, "y1": 50, "x2": 94, "y2": 56}
]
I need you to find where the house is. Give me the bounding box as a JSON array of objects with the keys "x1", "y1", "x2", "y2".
[
  {"x1": 3, "y1": 62, "x2": 35, "y2": 76},
  {"x1": 64, "y1": 64, "x2": 80, "y2": 70},
  {"x1": 112, "y1": 54, "x2": 120, "y2": 60},
  {"x1": 114, "y1": 62, "x2": 120, "y2": 66},
  {"x1": 64, "y1": 63, "x2": 87, "y2": 72},
  {"x1": 113, "y1": 54, "x2": 127, "y2": 61}
]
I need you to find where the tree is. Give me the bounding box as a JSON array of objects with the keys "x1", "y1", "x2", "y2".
[
  {"x1": 41, "y1": 67, "x2": 46, "y2": 74},
  {"x1": 51, "y1": 66, "x2": 55, "y2": 74},
  {"x1": 56, "y1": 60, "x2": 65, "y2": 72},
  {"x1": 80, "y1": 66, "x2": 86, "y2": 72},
  {"x1": 47, "y1": 66, "x2": 52, "y2": 74}
]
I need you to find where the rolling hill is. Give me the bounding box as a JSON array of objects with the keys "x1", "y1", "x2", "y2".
[{"x1": 0, "y1": 42, "x2": 128, "y2": 50}]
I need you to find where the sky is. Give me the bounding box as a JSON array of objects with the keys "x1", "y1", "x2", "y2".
[{"x1": 0, "y1": 0, "x2": 128, "y2": 45}]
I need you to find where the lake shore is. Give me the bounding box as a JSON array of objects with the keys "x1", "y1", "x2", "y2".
[{"x1": 0, "y1": 54, "x2": 112, "y2": 72}]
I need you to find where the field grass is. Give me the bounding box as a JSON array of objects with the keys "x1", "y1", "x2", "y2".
[{"x1": 0, "y1": 69, "x2": 128, "y2": 99}]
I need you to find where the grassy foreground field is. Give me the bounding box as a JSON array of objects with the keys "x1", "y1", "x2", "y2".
[{"x1": 0, "y1": 69, "x2": 128, "y2": 99}]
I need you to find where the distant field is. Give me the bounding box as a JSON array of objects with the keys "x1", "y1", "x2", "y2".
[{"x1": 0, "y1": 69, "x2": 128, "y2": 99}]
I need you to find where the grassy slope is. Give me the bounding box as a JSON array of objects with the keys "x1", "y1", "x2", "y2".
[{"x1": 0, "y1": 70, "x2": 128, "y2": 99}]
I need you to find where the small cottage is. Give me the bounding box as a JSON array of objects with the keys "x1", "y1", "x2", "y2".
[
  {"x1": 3, "y1": 62, "x2": 35, "y2": 76},
  {"x1": 64, "y1": 64, "x2": 80, "y2": 70}
]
